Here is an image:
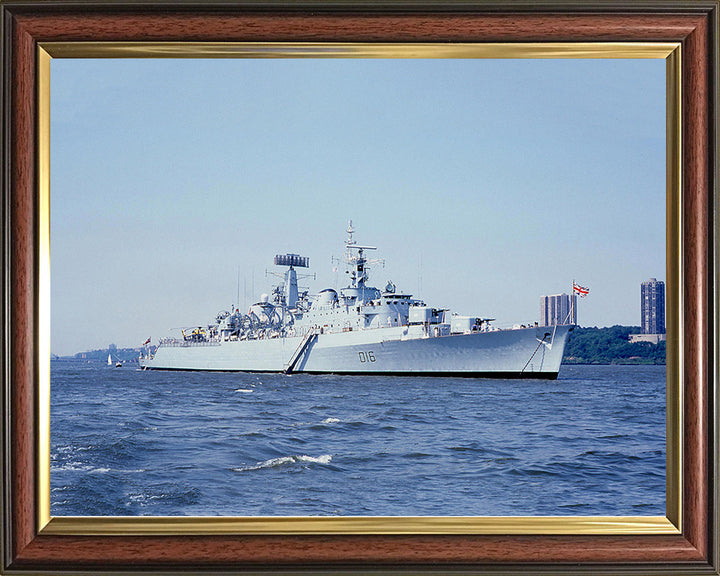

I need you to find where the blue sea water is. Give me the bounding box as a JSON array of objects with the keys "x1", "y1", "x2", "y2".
[{"x1": 50, "y1": 362, "x2": 665, "y2": 517}]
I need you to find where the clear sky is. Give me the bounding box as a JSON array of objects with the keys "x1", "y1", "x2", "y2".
[{"x1": 50, "y1": 57, "x2": 666, "y2": 356}]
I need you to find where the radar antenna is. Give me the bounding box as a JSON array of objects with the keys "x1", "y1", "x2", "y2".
[{"x1": 267, "y1": 253, "x2": 314, "y2": 308}]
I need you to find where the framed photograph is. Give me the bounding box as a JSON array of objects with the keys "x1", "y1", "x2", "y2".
[{"x1": 2, "y1": 1, "x2": 717, "y2": 574}]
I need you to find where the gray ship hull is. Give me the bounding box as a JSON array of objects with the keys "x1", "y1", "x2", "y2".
[{"x1": 140, "y1": 324, "x2": 572, "y2": 379}]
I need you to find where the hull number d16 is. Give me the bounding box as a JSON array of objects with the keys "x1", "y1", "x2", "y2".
[{"x1": 358, "y1": 351, "x2": 376, "y2": 363}]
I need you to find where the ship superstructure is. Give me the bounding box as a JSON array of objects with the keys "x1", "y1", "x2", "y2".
[{"x1": 140, "y1": 222, "x2": 573, "y2": 378}]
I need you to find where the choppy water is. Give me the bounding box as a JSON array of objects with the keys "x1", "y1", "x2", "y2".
[{"x1": 50, "y1": 362, "x2": 665, "y2": 516}]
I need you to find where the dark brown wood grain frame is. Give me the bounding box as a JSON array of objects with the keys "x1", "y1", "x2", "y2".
[{"x1": 1, "y1": 1, "x2": 718, "y2": 574}]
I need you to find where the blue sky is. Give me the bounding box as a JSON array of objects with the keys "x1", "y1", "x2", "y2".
[{"x1": 50, "y1": 57, "x2": 666, "y2": 355}]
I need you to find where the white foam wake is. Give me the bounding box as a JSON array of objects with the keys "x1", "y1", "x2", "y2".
[
  {"x1": 297, "y1": 454, "x2": 332, "y2": 464},
  {"x1": 233, "y1": 454, "x2": 332, "y2": 472}
]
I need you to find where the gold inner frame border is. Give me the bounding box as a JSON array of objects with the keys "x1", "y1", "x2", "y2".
[{"x1": 36, "y1": 41, "x2": 682, "y2": 537}]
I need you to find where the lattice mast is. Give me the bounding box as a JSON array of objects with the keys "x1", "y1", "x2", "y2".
[{"x1": 344, "y1": 220, "x2": 383, "y2": 288}]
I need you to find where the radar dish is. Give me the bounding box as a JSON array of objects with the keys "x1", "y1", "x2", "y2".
[{"x1": 274, "y1": 253, "x2": 309, "y2": 268}]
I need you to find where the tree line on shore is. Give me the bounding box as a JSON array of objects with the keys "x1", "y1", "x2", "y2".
[{"x1": 563, "y1": 325, "x2": 665, "y2": 365}]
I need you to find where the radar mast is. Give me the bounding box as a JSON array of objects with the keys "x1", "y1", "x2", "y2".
[
  {"x1": 344, "y1": 220, "x2": 383, "y2": 288},
  {"x1": 272, "y1": 253, "x2": 309, "y2": 308}
]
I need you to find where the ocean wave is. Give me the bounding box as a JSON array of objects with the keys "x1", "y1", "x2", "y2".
[
  {"x1": 298, "y1": 454, "x2": 332, "y2": 464},
  {"x1": 51, "y1": 463, "x2": 111, "y2": 473},
  {"x1": 322, "y1": 418, "x2": 340, "y2": 424},
  {"x1": 577, "y1": 450, "x2": 644, "y2": 463},
  {"x1": 508, "y1": 467, "x2": 558, "y2": 478},
  {"x1": 234, "y1": 388, "x2": 254, "y2": 393},
  {"x1": 448, "y1": 445, "x2": 512, "y2": 457},
  {"x1": 232, "y1": 454, "x2": 332, "y2": 472},
  {"x1": 402, "y1": 452, "x2": 434, "y2": 459},
  {"x1": 52, "y1": 463, "x2": 145, "y2": 474},
  {"x1": 126, "y1": 485, "x2": 200, "y2": 507},
  {"x1": 53, "y1": 443, "x2": 94, "y2": 455}
]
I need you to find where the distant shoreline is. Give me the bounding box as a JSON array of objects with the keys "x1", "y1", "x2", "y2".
[
  {"x1": 563, "y1": 360, "x2": 665, "y2": 366},
  {"x1": 562, "y1": 325, "x2": 665, "y2": 366}
]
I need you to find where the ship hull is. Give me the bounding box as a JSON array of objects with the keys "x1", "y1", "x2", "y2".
[{"x1": 140, "y1": 324, "x2": 573, "y2": 379}]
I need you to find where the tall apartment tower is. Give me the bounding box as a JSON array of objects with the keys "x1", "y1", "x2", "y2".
[
  {"x1": 540, "y1": 293, "x2": 577, "y2": 326},
  {"x1": 641, "y1": 278, "x2": 665, "y2": 334}
]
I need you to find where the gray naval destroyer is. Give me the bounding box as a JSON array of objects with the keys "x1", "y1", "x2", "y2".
[{"x1": 140, "y1": 222, "x2": 573, "y2": 378}]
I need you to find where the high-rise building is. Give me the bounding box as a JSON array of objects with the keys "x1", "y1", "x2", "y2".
[
  {"x1": 641, "y1": 278, "x2": 665, "y2": 335},
  {"x1": 540, "y1": 293, "x2": 577, "y2": 326}
]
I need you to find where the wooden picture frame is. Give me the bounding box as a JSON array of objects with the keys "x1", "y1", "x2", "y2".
[{"x1": 1, "y1": 1, "x2": 717, "y2": 573}]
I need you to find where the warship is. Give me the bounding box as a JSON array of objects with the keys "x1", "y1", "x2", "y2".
[{"x1": 139, "y1": 222, "x2": 573, "y2": 378}]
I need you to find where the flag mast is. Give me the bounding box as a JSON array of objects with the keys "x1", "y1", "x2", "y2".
[
  {"x1": 568, "y1": 280, "x2": 590, "y2": 326},
  {"x1": 564, "y1": 279, "x2": 576, "y2": 326}
]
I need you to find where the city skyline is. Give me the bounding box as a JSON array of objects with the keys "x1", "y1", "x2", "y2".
[{"x1": 50, "y1": 57, "x2": 666, "y2": 356}]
